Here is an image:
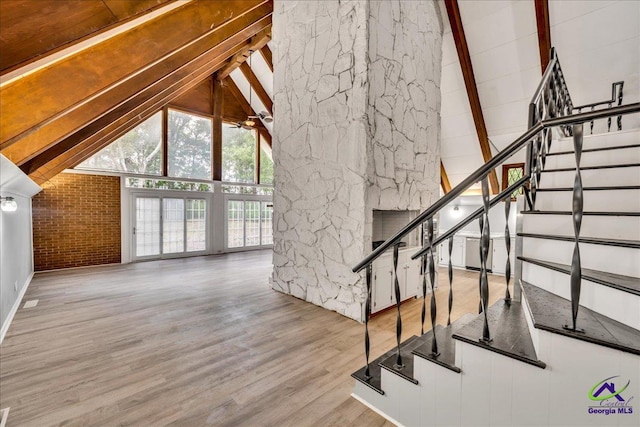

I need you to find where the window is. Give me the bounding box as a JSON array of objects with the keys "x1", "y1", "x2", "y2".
[
  {"x1": 226, "y1": 200, "x2": 273, "y2": 249},
  {"x1": 259, "y1": 146, "x2": 274, "y2": 185},
  {"x1": 222, "y1": 124, "x2": 256, "y2": 183},
  {"x1": 168, "y1": 109, "x2": 212, "y2": 180},
  {"x1": 186, "y1": 199, "x2": 206, "y2": 252},
  {"x1": 77, "y1": 112, "x2": 162, "y2": 175},
  {"x1": 502, "y1": 163, "x2": 525, "y2": 200}
]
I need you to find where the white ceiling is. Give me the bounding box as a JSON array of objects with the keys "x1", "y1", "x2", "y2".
[
  {"x1": 246, "y1": 1, "x2": 639, "y2": 189},
  {"x1": 440, "y1": 0, "x2": 640, "y2": 190}
]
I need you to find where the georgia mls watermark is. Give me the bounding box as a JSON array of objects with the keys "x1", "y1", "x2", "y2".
[{"x1": 588, "y1": 376, "x2": 634, "y2": 415}]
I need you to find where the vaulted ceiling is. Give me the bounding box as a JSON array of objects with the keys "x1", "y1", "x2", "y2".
[
  {"x1": 0, "y1": 0, "x2": 274, "y2": 185},
  {"x1": 440, "y1": 0, "x2": 639, "y2": 193},
  {"x1": 1, "y1": 0, "x2": 637, "y2": 191}
]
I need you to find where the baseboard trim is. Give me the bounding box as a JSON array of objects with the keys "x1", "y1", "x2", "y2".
[
  {"x1": 351, "y1": 392, "x2": 404, "y2": 427},
  {"x1": 0, "y1": 272, "x2": 34, "y2": 345}
]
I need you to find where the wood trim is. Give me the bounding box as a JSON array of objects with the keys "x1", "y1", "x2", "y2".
[
  {"x1": 162, "y1": 106, "x2": 168, "y2": 176},
  {"x1": 259, "y1": 45, "x2": 273, "y2": 72},
  {"x1": 216, "y1": 28, "x2": 271, "y2": 80},
  {"x1": 440, "y1": 161, "x2": 451, "y2": 194},
  {"x1": 1, "y1": 0, "x2": 272, "y2": 165},
  {"x1": 534, "y1": 0, "x2": 551, "y2": 74},
  {"x1": 25, "y1": 13, "x2": 272, "y2": 184},
  {"x1": 255, "y1": 130, "x2": 261, "y2": 184},
  {"x1": 445, "y1": 0, "x2": 500, "y2": 195},
  {"x1": 258, "y1": 128, "x2": 271, "y2": 149},
  {"x1": 212, "y1": 76, "x2": 223, "y2": 181},
  {"x1": 224, "y1": 77, "x2": 254, "y2": 117},
  {"x1": 501, "y1": 162, "x2": 525, "y2": 191},
  {"x1": 239, "y1": 61, "x2": 272, "y2": 116}
]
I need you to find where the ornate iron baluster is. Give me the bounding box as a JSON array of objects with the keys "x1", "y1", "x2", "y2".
[
  {"x1": 504, "y1": 197, "x2": 512, "y2": 302},
  {"x1": 607, "y1": 103, "x2": 612, "y2": 132},
  {"x1": 447, "y1": 236, "x2": 453, "y2": 326},
  {"x1": 427, "y1": 218, "x2": 439, "y2": 356},
  {"x1": 478, "y1": 214, "x2": 484, "y2": 314},
  {"x1": 590, "y1": 106, "x2": 595, "y2": 134},
  {"x1": 393, "y1": 243, "x2": 404, "y2": 367},
  {"x1": 617, "y1": 82, "x2": 624, "y2": 131},
  {"x1": 564, "y1": 124, "x2": 585, "y2": 333},
  {"x1": 364, "y1": 264, "x2": 373, "y2": 379},
  {"x1": 421, "y1": 224, "x2": 427, "y2": 335},
  {"x1": 480, "y1": 177, "x2": 492, "y2": 343}
]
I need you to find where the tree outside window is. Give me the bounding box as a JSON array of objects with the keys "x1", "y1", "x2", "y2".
[
  {"x1": 168, "y1": 109, "x2": 212, "y2": 180},
  {"x1": 222, "y1": 124, "x2": 256, "y2": 183},
  {"x1": 76, "y1": 112, "x2": 162, "y2": 174}
]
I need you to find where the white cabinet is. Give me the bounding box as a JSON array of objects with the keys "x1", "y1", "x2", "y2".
[
  {"x1": 439, "y1": 236, "x2": 465, "y2": 268},
  {"x1": 371, "y1": 247, "x2": 423, "y2": 314},
  {"x1": 492, "y1": 237, "x2": 516, "y2": 275}
]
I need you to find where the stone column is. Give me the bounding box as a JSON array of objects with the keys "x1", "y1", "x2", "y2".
[{"x1": 271, "y1": 0, "x2": 442, "y2": 321}]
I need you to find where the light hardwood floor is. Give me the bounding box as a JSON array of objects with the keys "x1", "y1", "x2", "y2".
[{"x1": 0, "y1": 250, "x2": 506, "y2": 426}]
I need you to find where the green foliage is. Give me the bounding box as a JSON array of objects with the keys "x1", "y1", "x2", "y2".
[
  {"x1": 77, "y1": 112, "x2": 163, "y2": 174},
  {"x1": 168, "y1": 110, "x2": 212, "y2": 180},
  {"x1": 260, "y1": 147, "x2": 274, "y2": 185},
  {"x1": 222, "y1": 125, "x2": 256, "y2": 183}
]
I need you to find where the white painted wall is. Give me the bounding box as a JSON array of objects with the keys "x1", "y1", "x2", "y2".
[{"x1": 0, "y1": 154, "x2": 41, "y2": 343}]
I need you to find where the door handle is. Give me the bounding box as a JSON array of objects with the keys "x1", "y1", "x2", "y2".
[{"x1": 133, "y1": 227, "x2": 136, "y2": 235}]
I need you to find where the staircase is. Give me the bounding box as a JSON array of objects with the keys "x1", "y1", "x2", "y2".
[{"x1": 350, "y1": 50, "x2": 640, "y2": 426}]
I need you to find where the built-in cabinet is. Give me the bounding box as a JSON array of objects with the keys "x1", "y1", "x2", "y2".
[
  {"x1": 438, "y1": 236, "x2": 465, "y2": 268},
  {"x1": 437, "y1": 233, "x2": 515, "y2": 276},
  {"x1": 371, "y1": 247, "x2": 424, "y2": 314}
]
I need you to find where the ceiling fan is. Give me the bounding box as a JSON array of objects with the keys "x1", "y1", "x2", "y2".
[{"x1": 235, "y1": 50, "x2": 273, "y2": 129}]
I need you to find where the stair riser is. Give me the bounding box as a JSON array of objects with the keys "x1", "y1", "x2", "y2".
[
  {"x1": 534, "y1": 189, "x2": 640, "y2": 212},
  {"x1": 521, "y1": 237, "x2": 640, "y2": 278},
  {"x1": 551, "y1": 129, "x2": 640, "y2": 153},
  {"x1": 522, "y1": 214, "x2": 640, "y2": 241},
  {"x1": 522, "y1": 263, "x2": 640, "y2": 330},
  {"x1": 540, "y1": 167, "x2": 640, "y2": 187},
  {"x1": 544, "y1": 146, "x2": 640, "y2": 169},
  {"x1": 415, "y1": 357, "x2": 462, "y2": 427}
]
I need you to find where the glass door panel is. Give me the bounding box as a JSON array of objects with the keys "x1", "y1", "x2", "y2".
[
  {"x1": 135, "y1": 197, "x2": 161, "y2": 257},
  {"x1": 261, "y1": 202, "x2": 273, "y2": 245},
  {"x1": 186, "y1": 199, "x2": 206, "y2": 252},
  {"x1": 162, "y1": 198, "x2": 185, "y2": 254},
  {"x1": 227, "y1": 201, "x2": 244, "y2": 248},
  {"x1": 245, "y1": 201, "x2": 260, "y2": 246}
]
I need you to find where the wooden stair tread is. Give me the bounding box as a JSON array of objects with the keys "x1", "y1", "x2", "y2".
[
  {"x1": 351, "y1": 335, "x2": 420, "y2": 394},
  {"x1": 517, "y1": 232, "x2": 640, "y2": 249},
  {"x1": 541, "y1": 162, "x2": 640, "y2": 172},
  {"x1": 519, "y1": 256, "x2": 640, "y2": 296},
  {"x1": 412, "y1": 313, "x2": 476, "y2": 373},
  {"x1": 536, "y1": 185, "x2": 640, "y2": 191},
  {"x1": 547, "y1": 143, "x2": 640, "y2": 156},
  {"x1": 520, "y1": 281, "x2": 640, "y2": 355},
  {"x1": 452, "y1": 300, "x2": 546, "y2": 369},
  {"x1": 521, "y1": 210, "x2": 640, "y2": 217},
  {"x1": 378, "y1": 335, "x2": 423, "y2": 384}
]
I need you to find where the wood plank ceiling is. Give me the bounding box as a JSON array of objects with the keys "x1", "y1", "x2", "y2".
[{"x1": 0, "y1": 0, "x2": 274, "y2": 185}]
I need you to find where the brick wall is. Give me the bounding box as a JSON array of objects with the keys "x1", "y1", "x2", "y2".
[{"x1": 33, "y1": 173, "x2": 121, "y2": 271}]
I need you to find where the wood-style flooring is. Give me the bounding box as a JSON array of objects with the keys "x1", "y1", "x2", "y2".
[{"x1": 0, "y1": 250, "x2": 505, "y2": 426}]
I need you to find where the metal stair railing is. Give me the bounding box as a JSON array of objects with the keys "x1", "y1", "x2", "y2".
[{"x1": 353, "y1": 46, "x2": 640, "y2": 381}]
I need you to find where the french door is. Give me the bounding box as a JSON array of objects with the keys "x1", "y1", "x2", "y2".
[{"x1": 133, "y1": 195, "x2": 207, "y2": 260}]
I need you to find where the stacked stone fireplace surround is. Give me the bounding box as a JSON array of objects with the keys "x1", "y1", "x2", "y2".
[{"x1": 271, "y1": 0, "x2": 443, "y2": 321}]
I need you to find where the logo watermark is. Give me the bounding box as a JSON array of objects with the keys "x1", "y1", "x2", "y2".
[{"x1": 588, "y1": 376, "x2": 634, "y2": 415}]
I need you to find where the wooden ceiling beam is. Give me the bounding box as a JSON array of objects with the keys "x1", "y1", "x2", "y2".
[
  {"x1": 239, "y1": 62, "x2": 273, "y2": 116},
  {"x1": 440, "y1": 161, "x2": 451, "y2": 194},
  {"x1": 534, "y1": 0, "x2": 552, "y2": 73},
  {"x1": 224, "y1": 77, "x2": 254, "y2": 117},
  {"x1": 445, "y1": 0, "x2": 500, "y2": 195},
  {"x1": 24, "y1": 15, "x2": 272, "y2": 183},
  {"x1": 259, "y1": 45, "x2": 273, "y2": 72},
  {"x1": 216, "y1": 28, "x2": 271, "y2": 80},
  {"x1": 1, "y1": 0, "x2": 272, "y2": 166}
]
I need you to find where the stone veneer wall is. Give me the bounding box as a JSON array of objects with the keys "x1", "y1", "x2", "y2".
[{"x1": 272, "y1": 0, "x2": 442, "y2": 321}]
